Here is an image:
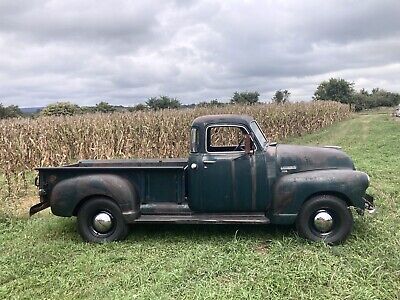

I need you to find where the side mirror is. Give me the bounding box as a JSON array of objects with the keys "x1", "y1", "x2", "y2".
[{"x1": 244, "y1": 134, "x2": 253, "y2": 155}]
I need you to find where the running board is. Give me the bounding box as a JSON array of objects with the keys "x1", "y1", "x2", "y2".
[
  {"x1": 134, "y1": 213, "x2": 270, "y2": 225},
  {"x1": 141, "y1": 203, "x2": 191, "y2": 215}
]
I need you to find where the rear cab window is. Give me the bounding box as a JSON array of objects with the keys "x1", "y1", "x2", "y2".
[{"x1": 190, "y1": 127, "x2": 199, "y2": 152}]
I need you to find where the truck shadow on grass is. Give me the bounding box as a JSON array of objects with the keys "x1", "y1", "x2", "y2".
[
  {"x1": 126, "y1": 223, "x2": 296, "y2": 243},
  {"x1": 124, "y1": 218, "x2": 375, "y2": 245}
]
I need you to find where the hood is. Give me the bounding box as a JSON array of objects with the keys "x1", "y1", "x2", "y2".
[{"x1": 276, "y1": 144, "x2": 354, "y2": 173}]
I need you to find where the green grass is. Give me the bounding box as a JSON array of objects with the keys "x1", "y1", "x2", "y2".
[{"x1": 1, "y1": 113, "x2": 399, "y2": 299}]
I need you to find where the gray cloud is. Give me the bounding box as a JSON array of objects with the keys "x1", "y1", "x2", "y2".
[{"x1": 0, "y1": 0, "x2": 399, "y2": 107}]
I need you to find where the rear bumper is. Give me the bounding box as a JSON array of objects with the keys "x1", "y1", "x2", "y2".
[
  {"x1": 364, "y1": 194, "x2": 376, "y2": 214},
  {"x1": 29, "y1": 201, "x2": 50, "y2": 216},
  {"x1": 356, "y1": 194, "x2": 375, "y2": 215}
]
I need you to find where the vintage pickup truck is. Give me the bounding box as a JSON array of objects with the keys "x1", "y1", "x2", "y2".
[{"x1": 30, "y1": 114, "x2": 374, "y2": 244}]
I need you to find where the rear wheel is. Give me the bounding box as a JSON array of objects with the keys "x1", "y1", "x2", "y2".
[
  {"x1": 77, "y1": 197, "x2": 128, "y2": 243},
  {"x1": 296, "y1": 195, "x2": 353, "y2": 245}
]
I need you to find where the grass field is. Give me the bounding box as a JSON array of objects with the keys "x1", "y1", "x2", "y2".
[{"x1": 1, "y1": 112, "x2": 399, "y2": 299}]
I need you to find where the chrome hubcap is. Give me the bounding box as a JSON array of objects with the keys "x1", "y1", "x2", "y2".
[
  {"x1": 92, "y1": 212, "x2": 113, "y2": 233},
  {"x1": 313, "y1": 210, "x2": 333, "y2": 233}
]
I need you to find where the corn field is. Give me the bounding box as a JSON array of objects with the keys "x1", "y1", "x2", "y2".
[{"x1": 0, "y1": 101, "x2": 350, "y2": 194}]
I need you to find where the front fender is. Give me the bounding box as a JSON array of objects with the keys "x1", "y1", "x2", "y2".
[
  {"x1": 270, "y1": 169, "x2": 369, "y2": 224},
  {"x1": 50, "y1": 174, "x2": 140, "y2": 220}
]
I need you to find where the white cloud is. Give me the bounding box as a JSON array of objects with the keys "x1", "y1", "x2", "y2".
[{"x1": 0, "y1": 0, "x2": 399, "y2": 107}]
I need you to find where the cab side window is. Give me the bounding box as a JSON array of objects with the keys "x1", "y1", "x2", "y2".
[{"x1": 206, "y1": 126, "x2": 247, "y2": 152}]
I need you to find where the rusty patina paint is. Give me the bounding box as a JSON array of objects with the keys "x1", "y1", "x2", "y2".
[
  {"x1": 270, "y1": 169, "x2": 369, "y2": 224},
  {"x1": 276, "y1": 144, "x2": 355, "y2": 173}
]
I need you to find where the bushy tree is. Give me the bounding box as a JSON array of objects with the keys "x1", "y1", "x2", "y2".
[
  {"x1": 352, "y1": 89, "x2": 400, "y2": 111},
  {"x1": 0, "y1": 104, "x2": 23, "y2": 119},
  {"x1": 0, "y1": 103, "x2": 7, "y2": 119},
  {"x1": 271, "y1": 90, "x2": 290, "y2": 104},
  {"x1": 95, "y1": 101, "x2": 115, "y2": 113},
  {"x1": 146, "y1": 96, "x2": 181, "y2": 110},
  {"x1": 41, "y1": 102, "x2": 81, "y2": 116},
  {"x1": 80, "y1": 106, "x2": 96, "y2": 114},
  {"x1": 230, "y1": 92, "x2": 260, "y2": 105},
  {"x1": 313, "y1": 78, "x2": 355, "y2": 104},
  {"x1": 0, "y1": 103, "x2": 6, "y2": 119},
  {"x1": 127, "y1": 104, "x2": 147, "y2": 112}
]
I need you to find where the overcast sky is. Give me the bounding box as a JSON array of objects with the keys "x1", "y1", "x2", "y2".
[{"x1": 1, "y1": 0, "x2": 400, "y2": 107}]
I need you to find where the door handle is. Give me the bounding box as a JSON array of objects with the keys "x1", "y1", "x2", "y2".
[{"x1": 203, "y1": 160, "x2": 216, "y2": 164}]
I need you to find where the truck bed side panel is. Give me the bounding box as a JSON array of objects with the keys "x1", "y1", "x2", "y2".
[{"x1": 39, "y1": 166, "x2": 186, "y2": 217}]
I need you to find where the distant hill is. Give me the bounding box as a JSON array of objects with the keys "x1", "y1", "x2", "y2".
[{"x1": 20, "y1": 107, "x2": 43, "y2": 114}]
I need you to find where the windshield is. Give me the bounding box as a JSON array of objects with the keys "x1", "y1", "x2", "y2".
[{"x1": 250, "y1": 121, "x2": 268, "y2": 148}]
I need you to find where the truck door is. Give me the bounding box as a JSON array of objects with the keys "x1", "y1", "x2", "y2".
[{"x1": 188, "y1": 124, "x2": 267, "y2": 212}]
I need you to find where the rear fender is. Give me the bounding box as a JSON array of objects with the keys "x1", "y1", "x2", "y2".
[{"x1": 50, "y1": 174, "x2": 140, "y2": 221}]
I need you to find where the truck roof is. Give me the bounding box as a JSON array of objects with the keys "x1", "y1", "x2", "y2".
[{"x1": 192, "y1": 114, "x2": 254, "y2": 127}]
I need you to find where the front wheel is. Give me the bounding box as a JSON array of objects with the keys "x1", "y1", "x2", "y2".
[
  {"x1": 77, "y1": 197, "x2": 128, "y2": 243},
  {"x1": 296, "y1": 195, "x2": 353, "y2": 245}
]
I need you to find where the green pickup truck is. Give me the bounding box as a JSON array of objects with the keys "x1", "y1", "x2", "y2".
[{"x1": 30, "y1": 114, "x2": 374, "y2": 244}]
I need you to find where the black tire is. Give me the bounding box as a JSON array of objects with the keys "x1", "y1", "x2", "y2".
[
  {"x1": 77, "y1": 197, "x2": 128, "y2": 243},
  {"x1": 296, "y1": 195, "x2": 353, "y2": 245}
]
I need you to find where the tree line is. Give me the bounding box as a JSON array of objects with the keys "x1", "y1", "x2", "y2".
[
  {"x1": 1, "y1": 78, "x2": 399, "y2": 118},
  {"x1": 0, "y1": 92, "x2": 263, "y2": 118},
  {"x1": 313, "y1": 78, "x2": 400, "y2": 111}
]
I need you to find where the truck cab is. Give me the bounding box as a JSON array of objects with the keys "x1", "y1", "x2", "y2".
[
  {"x1": 187, "y1": 115, "x2": 269, "y2": 213},
  {"x1": 30, "y1": 114, "x2": 374, "y2": 244}
]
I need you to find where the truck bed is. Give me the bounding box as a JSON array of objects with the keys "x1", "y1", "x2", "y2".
[{"x1": 36, "y1": 158, "x2": 189, "y2": 211}]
